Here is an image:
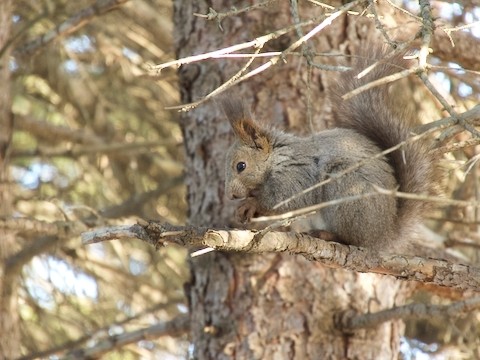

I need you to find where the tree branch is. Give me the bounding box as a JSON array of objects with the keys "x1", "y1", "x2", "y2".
[
  {"x1": 17, "y1": 301, "x2": 184, "y2": 360},
  {"x1": 337, "y1": 296, "x2": 480, "y2": 331},
  {"x1": 3, "y1": 219, "x2": 87, "y2": 281},
  {"x1": 82, "y1": 222, "x2": 480, "y2": 292},
  {"x1": 162, "y1": 0, "x2": 363, "y2": 111},
  {"x1": 14, "y1": 0, "x2": 130, "y2": 58},
  {"x1": 64, "y1": 315, "x2": 189, "y2": 358}
]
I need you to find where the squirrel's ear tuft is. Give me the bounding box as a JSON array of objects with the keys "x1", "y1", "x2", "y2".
[{"x1": 220, "y1": 98, "x2": 272, "y2": 153}]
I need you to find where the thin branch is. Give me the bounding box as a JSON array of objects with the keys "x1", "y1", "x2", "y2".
[
  {"x1": 82, "y1": 223, "x2": 480, "y2": 292},
  {"x1": 337, "y1": 296, "x2": 480, "y2": 331},
  {"x1": 415, "y1": 1, "x2": 479, "y2": 139},
  {"x1": 417, "y1": 104, "x2": 480, "y2": 133},
  {"x1": 14, "y1": 115, "x2": 103, "y2": 145},
  {"x1": 446, "y1": 238, "x2": 480, "y2": 251},
  {"x1": 0, "y1": 218, "x2": 85, "y2": 236},
  {"x1": 3, "y1": 219, "x2": 87, "y2": 280},
  {"x1": 63, "y1": 315, "x2": 189, "y2": 359},
  {"x1": 274, "y1": 105, "x2": 480, "y2": 211},
  {"x1": 256, "y1": 192, "x2": 378, "y2": 222},
  {"x1": 368, "y1": 0, "x2": 396, "y2": 48},
  {"x1": 290, "y1": 0, "x2": 349, "y2": 73},
  {"x1": 418, "y1": 0, "x2": 434, "y2": 69},
  {"x1": 100, "y1": 177, "x2": 184, "y2": 219},
  {"x1": 306, "y1": 0, "x2": 362, "y2": 15},
  {"x1": 0, "y1": 13, "x2": 45, "y2": 60},
  {"x1": 384, "y1": 0, "x2": 422, "y2": 22},
  {"x1": 434, "y1": 137, "x2": 480, "y2": 155},
  {"x1": 443, "y1": 20, "x2": 480, "y2": 36},
  {"x1": 419, "y1": 71, "x2": 480, "y2": 138},
  {"x1": 255, "y1": 184, "x2": 480, "y2": 233},
  {"x1": 18, "y1": 301, "x2": 184, "y2": 360},
  {"x1": 194, "y1": 0, "x2": 279, "y2": 30},
  {"x1": 165, "y1": 0, "x2": 363, "y2": 111},
  {"x1": 11, "y1": 140, "x2": 180, "y2": 158},
  {"x1": 342, "y1": 65, "x2": 418, "y2": 100},
  {"x1": 166, "y1": 46, "x2": 263, "y2": 112},
  {"x1": 373, "y1": 185, "x2": 480, "y2": 208},
  {"x1": 14, "y1": 0, "x2": 130, "y2": 57},
  {"x1": 5, "y1": 236, "x2": 61, "y2": 279},
  {"x1": 150, "y1": 17, "x2": 322, "y2": 72},
  {"x1": 272, "y1": 127, "x2": 437, "y2": 210}
]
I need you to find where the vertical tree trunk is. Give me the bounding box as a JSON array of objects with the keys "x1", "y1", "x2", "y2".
[
  {"x1": 0, "y1": 0, "x2": 20, "y2": 358},
  {"x1": 174, "y1": 1, "x2": 408, "y2": 358}
]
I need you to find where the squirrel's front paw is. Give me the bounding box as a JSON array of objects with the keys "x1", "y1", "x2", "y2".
[{"x1": 235, "y1": 198, "x2": 259, "y2": 223}]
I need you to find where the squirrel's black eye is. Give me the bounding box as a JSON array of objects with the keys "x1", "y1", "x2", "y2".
[{"x1": 236, "y1": 162, "x2": 246, "y2": 173}]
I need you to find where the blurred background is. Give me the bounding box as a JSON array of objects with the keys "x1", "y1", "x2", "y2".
[{"x1": 6, "y1": 0, "x2": 189, "y2": 358}]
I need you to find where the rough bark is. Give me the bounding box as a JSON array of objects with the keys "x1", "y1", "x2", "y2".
[
  {"x1": 174, "y1": 1, "x2": 409, "y2": 358},
  {"x1": 0, "y1": 0, "x2": 21, "y2": 358}
]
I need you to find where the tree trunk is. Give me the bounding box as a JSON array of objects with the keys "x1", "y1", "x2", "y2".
[
  {"x1": 0, "y1": 0, "x2": 21, "y2": 358},
  {"x1": 174, "y1": 1, "x2": 408, "y2": 358}
]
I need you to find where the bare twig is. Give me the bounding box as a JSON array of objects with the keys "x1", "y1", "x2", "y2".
[
  {"x1": 368, "y1": 0, "x2": 396, "y2": 47},
  {"x1": 373, "y1": 185, "x2": 480, "y2": 208},
  {"x1": 151, "y1": 17, "x2": 321, "y2": 72},
  {"x1": 306, "y1": 0, "x2": 362, "y2": 15},
  {"x1": 257, "y1": 192, "x2": 377, "y2": 222},
  {"x1": 343, "y1": 65, "x2": 418, "y2": 100},
  {"x1": 384, "y1": 0, "x2": 422, "y2": 22},
  {"x1": 167, "y1": 46, "x2": 262, "y2": 112},
  {"x1": 443, "y1": 20, "x2": 480, "y2": 39},
  {"x1": 194, "y1": 0, "x2": 279, "y2": 29},
  {"x1": 419, "y1": 72, "x2": 480, "y2": 138},
  {"x1": 417, "y1": 0, "x2": 434, "y2": 68},
  {"x1": 165, "y1": 0, "x2": 363, "y2": 111}
]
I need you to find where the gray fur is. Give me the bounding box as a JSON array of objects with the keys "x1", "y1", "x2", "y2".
[{"x1": 224, "y1": 47, "x2": 437, "y2": 252}]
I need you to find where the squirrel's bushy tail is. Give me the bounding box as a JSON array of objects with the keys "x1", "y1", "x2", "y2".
[{"x1": 330, "y1": 46, "x2": 437, "y2": 237}]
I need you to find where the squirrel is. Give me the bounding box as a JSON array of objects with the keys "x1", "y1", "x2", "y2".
[{"x1": 222, "y1": 47, "x2": 437, "y2": 253}]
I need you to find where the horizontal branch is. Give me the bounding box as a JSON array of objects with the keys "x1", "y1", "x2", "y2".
[
  {"x1": 0, "y1": 217, "x2": 88, "y2": 235},
  {"x1": 14, "y1": 115, "x2": 103, "y2": 145},
  {"x1": 337, "y1": 295, "x2": 480, "y2": 331},
  {"x1": 64, "y1": 315, "x2": 189, "y2": 359},
  {"x1": 12, "y1": 140, "x2": 180, "y2": 158},
  {"x1": 82, "y1": 222, "x2": 480, "y2": 292}
]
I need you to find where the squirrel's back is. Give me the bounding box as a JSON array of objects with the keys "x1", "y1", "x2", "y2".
[{"x1": 330, "y1": 47, "x2": 437, "y2": 242}]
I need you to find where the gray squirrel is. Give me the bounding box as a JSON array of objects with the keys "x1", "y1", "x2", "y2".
[{"x1": 223, "y1": 47, "x2": 437, "y2": 253}]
